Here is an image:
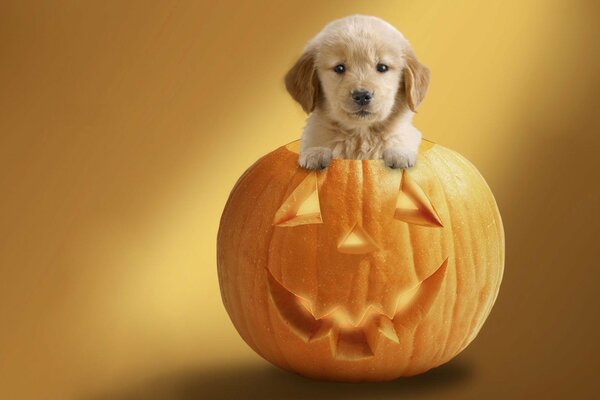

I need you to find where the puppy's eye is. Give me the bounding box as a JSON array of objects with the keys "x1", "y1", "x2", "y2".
[
  {"x1": 376, "y1": 63, "x2": 389, "y2": 73},
  {"x1": 333, "y1": 64, "x2": 345, "y2": 74}
]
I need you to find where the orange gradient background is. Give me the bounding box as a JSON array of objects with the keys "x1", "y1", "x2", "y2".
[{"x1": 0, "y1": 1, "x2": 598, "y2": 399}]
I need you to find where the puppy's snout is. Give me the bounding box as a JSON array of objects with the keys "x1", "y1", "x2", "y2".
[{"x1": 352, "y1": 89, "x2": 373, "y2": 106}]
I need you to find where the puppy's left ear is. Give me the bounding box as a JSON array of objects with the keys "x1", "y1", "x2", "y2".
[
  {"x1": 284, "y1": 46, "x2": 321, "y2": 114},
  {"x1": 403, "y1": 48, "x2": 430, "y2": 112}
]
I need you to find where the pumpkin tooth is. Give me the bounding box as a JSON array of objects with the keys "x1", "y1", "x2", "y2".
[
  {"x1": 363, "y1": 318, "x2": 383, "y2": 352},
  {"x1": 312, "y1": 303, "x2": 340, "y2": 321},
  {"x1": 316, "y1": 304, "x2": 377, "y2": 328},
  {"x1": 335, "y1": 330, "x2": 374, "y2": 360},
  {"x1": 309, "y1": 319, "x2": 335, "y2": 342},
  {"x1": 376, "y1": 316, "x2": 400, "y2": 343},
  {"x1": 364, "y1": 315, "x2": 399, "y2": 352},
  {"x1": 346, "y1": 304, "x2": 375, "y2": 327}
]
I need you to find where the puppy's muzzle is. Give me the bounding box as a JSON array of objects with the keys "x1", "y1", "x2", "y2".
[{"x1": 352, "y1": 89, "x2": 373, "y2": 106}]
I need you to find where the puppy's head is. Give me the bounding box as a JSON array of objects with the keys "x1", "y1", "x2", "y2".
[{"x1": 285, "y1": 15, "x2": 429, "y2": 127}]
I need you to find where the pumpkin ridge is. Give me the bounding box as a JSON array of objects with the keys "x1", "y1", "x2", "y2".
[
  {"x1": 256, "y1": 151, "x2": 300, "y2": 362},
  {"x1": 222, "y1": 151, "x2": 288, "y2": 353},
  {"x1": 431, "y1": 150, "x2": 467, "y2": 361},
  {"x1": 419, "y1": 153, "x2": 453, "y2": 366},
  {"x1": 251, "y1": 155, "x2": 294, "y2": 357},
  {"x1": 451, "y1": 150, "x2": 505, "y2": 295},
  {"x1": 445, "y1": 151, "x2": 494, "y2": 352},
  {"x1": 420, "y1": 150, "x2": 460, "y2": 364},
  {"x1": 437, "y1": 149, "x2": 495, "y2": 354},
  {"x1": 397, "y1": 162, "x2": 427, "y2": 372},
  {"x1": 450, "y1": 150, "x2": 504, "y2": 349},
  {"x1": 268, "y1": 167, "x2": 313, "y2": 283},
  {"x1": 265, "y1": 156, "x2": 315, "y2": 363},
  {"x1": 433, "y1": 149, "x2": 484, "y2": 361}
]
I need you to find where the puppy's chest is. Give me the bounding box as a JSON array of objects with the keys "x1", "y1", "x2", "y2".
[{"x1": 331, "y1": 133, "x2": 387, "y2": 159}]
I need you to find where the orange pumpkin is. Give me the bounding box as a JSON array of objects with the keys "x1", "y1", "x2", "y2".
[{"x1": 217, "y1": 139, "x2": 504, "y2": 381}]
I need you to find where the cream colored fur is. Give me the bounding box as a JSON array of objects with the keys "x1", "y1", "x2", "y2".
[{"x1": 285, "y1": 15, "x2": 430, "y2": 170}]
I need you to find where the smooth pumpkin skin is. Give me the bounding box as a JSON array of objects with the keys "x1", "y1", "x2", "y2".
[{"x1": 217, "y1": 140, "x2": 504, "y2": 381}]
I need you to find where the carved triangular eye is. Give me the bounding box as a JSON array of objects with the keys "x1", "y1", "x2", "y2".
[
  {"x1": 394, "y1": 172, "x2": 443, "y2": 227},
  {"x1": 273, "y1": 172, "x2": 323, "y2": 227}
]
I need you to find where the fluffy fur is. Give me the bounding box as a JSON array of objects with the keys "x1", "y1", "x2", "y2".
[{"x1": 285, "y1": 15, "x2": 430, "y2": 170}]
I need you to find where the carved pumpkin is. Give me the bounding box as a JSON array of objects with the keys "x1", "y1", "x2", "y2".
[{"x1": 217, "y1": 139, "x2": 504, "y2": 381}]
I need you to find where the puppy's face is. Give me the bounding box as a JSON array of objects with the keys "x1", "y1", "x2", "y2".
[
  {"x1": 316, "y1": 35, "x2": 403, "y2": 126},
  {"x1": 285, "y1": 15, "x2": 429, "y2": 127}
]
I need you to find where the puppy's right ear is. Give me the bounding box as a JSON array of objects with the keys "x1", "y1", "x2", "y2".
[
  {"x1": 284, "y1": 47, "x2": 321, "y2": 114},
  {"x1": 403, "y1": 48, "x2": 430, "y2": 112}
]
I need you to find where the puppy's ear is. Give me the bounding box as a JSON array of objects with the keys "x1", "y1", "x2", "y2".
[
  {"x1": 284, "y1": 47, "x2": 321, "y2": 114},
  {"x1": 403, "y1": 49, "x2": 430, "y2": 112}
]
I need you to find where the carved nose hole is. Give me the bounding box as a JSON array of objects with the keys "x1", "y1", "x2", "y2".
[{"x1": 337, "y1": 224, "x2": 379, "y2": 254}]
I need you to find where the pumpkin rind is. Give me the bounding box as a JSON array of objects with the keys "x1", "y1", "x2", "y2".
[{"x1": 217, "y1": 140, "x2": 504, "y2": 381}]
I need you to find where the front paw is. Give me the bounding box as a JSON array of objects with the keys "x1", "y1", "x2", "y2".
[
  {"x1": 383, "y1": 148, "x2": 417, "y2": 169},
  {"x1": 299, "y1": 147, "x2": 333, "y2": 170}
]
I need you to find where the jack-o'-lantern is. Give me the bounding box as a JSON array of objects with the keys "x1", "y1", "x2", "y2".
[{"x1": 217, "y1": 139, "x2": 504, "y2": 381}]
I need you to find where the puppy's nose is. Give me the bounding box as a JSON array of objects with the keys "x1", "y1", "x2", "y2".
[{"x1": 352, "y1": 89, "x2": 373, "y2": 106}]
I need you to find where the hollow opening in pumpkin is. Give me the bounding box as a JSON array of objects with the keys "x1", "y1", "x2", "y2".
[{"x1": 267, "y1": 258, "x2": 448, "y2": 360}]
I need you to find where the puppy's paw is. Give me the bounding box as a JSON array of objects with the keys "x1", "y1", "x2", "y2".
[
  {"x1": 299, "y1": 147, "x2": 333, "y2": 170},
  {"x1": 383, "y1": 148, "x2": 417, "y2": 169}
]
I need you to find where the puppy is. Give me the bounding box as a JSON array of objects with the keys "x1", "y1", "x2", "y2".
[{"x1": 284, "y1": 15, "x2": 430, "y2": 170}]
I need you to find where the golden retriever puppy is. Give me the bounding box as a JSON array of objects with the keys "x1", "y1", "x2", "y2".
[{"x1": 285, "y1": 15, "x2": 430, "y2": 170}]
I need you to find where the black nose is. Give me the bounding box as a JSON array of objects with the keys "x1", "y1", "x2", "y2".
[{"x1": 352, "y1": 89, "x2": 373, "y2": 106}]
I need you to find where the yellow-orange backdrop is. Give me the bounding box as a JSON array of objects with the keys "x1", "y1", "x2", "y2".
[{"x1": 0, "y1": 1, "x2": 599, "y2": 399}]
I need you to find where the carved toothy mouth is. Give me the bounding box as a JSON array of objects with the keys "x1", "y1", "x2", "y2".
[{"x1": 267, "y1": 258, "x2": 448, "y2": 360}]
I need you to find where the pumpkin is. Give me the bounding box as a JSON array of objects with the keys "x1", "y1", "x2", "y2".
[{"x1": 217, "y1": 139, "x2": 504, "y2": 381}]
